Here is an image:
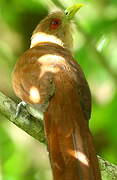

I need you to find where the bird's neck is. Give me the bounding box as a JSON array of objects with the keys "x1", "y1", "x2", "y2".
[
  {"x1": 30, "y1": 32, "x2": 64, "y2": 48},
  {"x1": 30, "y1": 31, "x2": 73, "y2": 51}
]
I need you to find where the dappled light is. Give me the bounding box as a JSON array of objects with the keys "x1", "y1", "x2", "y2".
[
  {"x1": 0, "y1": 0, "x2": 117, "y2": 180},
  {"x1": 29, "y1": 86, "x2": 40, "y2": 103},
  {"x1": 76, "y1": 151, "x2": 89, "y2": 167},
  {"x1": 67, "y1": 149, "x2": 89, "y2": 166},
  {"x1": 38, "y1": 54, "x2": 64, "y2": 77}
]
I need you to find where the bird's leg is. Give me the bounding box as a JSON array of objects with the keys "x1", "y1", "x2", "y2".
[
  {"x1": 15, "y1": 101, "x2": 44, "y2": 120},
  {"x1": 15, "y1": 101, "x2": 47, "y2": 121}
]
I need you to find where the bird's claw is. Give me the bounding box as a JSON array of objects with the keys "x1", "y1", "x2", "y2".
[{"x1": 15, "y1": 101, "x2": 27, "y2": 118}]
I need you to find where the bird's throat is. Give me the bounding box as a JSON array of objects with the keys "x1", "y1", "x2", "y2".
[{"x1": 30, "y1": 32, "x2": 64, "y2": 48}]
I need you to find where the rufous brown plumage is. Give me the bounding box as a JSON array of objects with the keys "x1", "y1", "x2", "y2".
[{"x1": 12, "y1": 5, "x2": 101, "y2": 180}]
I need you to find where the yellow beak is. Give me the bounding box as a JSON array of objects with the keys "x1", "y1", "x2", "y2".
[{"x1": 65, "y1": 3, "x2": 84, "y2": 19}]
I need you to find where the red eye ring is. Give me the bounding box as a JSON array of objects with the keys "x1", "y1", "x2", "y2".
[{"x1": 50, "y1": 18, "x2": 61, "y2": 29}]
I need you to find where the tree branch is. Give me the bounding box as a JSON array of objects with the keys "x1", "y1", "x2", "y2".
[
  {"x1": 0, "y1": 91, "x2": 46, "y2": 143},
  {"x1": 0, "y1": 91, "x2": 117, "y2": 179},
  {"x1": 98, "y1": 156, "x2": 117, "y2": 180}
]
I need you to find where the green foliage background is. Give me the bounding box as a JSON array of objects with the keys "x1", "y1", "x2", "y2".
[{"x1": 0, "y1": 0, "x2": 117, "y2": 179}]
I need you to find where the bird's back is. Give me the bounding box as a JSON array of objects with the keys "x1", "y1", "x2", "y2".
[{"x1": 12, "y1": 42, "x2": 101, "y2": 180}]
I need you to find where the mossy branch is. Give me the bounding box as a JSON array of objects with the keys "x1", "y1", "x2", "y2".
[{"x1": 0, "y1": 91, "x2": 117, "y2": 179}]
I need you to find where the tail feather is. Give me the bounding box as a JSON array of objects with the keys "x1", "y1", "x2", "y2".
[
  {"x1": 44, "y1": 81, "x2": 101, "y2": 180},
  {"x1": 45, "y1": 111, "x2": 101, "y2": 180}
]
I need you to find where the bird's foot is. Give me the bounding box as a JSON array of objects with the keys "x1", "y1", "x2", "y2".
[
  {"x1": 15, "y1": 102, "x2": 45, "y2": 121},
  {"x1": 15, "y1": 101, "x2": 27, "y2": 118}
]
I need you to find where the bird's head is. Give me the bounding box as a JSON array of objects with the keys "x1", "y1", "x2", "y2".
[{"x1": 31, "y1": 4, "x2": 84, "y2": 50}]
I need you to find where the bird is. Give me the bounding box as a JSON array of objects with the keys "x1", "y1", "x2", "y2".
[{"x1": 12, "y1": 4, "x2": 101, "y2": 180}]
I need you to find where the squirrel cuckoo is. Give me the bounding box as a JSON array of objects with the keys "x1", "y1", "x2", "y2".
[{"x1": 12, "y1": 4, "x2": 101, "y2": 180}]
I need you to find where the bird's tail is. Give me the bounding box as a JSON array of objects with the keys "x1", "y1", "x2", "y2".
[{"x1": 44, "y1": 99, "x2": 101, "y2": 180}]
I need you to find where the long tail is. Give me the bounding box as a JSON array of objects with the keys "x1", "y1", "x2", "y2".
[
  {"x1": 44, "y1": 78, "x2": 101, "y2": 180},
  {"x1": 44, "y1": 103, "x2": 101, "y2": 180}
]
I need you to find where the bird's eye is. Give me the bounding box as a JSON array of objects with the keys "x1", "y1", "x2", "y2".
[
  {"x1": 50, "y1": 18, "x2": 61, "y2": 29},
  {"x1": 65, "y1": 11, "x2": 68, "y2": 15}
]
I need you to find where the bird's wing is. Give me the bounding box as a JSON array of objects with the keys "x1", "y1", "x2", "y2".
[
  {"x1": 67, "y1": 57, "x2": 91, "y2": 121},
  {"x1": 12, "y1": 47, "x2": 55, "y2": 111}
]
